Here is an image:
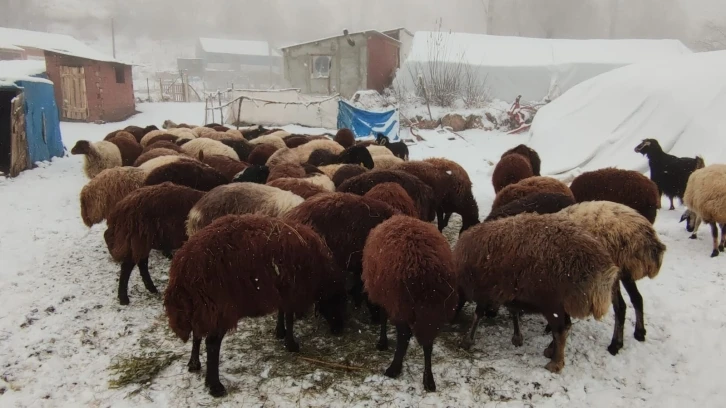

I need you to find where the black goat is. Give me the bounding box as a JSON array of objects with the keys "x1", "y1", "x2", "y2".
[
  {"x1": 376, "y1": 133, "x2": 409, "y2": 161},
  {"x1": 634, "y1": 138, "x2": 705, "y2": 210},
  {"x1": 241, "y1": 125, "x2": 269, "y2": 141}
]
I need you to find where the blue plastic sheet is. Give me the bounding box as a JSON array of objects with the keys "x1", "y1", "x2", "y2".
[
  {"x1": 337, "y1": 100, "x2": 400, "y2": 141},
  {"x1": 15, "y1": 77, "x2": 65, "y2": 164}
]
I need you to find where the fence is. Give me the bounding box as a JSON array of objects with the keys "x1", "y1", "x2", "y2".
[{"x1": 135, "y1": 73, "x2": 203, "y2": 103}]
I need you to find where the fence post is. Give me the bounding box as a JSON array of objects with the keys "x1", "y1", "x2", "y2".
[
  {"x1": 236, "y1": 96, "x2": 242, "y2": 129},
  {"x1": 146, "y1": 78, "x2": 151, "y2": 102},
  {"x1": 183, "y1": 73, "x2": 189, "y2": 103},
  {"x1": 159, "y1": 79, "x2": 164, "y2": 101},
  {"x1": 418, "y1": 76, "x2": 433, "y2": 122},
  {"x1": 218, "y1": 91, "x2": 224, "y2": 124}
]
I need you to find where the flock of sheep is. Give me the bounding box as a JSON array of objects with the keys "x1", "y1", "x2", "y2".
[{"x1": 69, "y1": 121, "x2": 720, "y2": 398}]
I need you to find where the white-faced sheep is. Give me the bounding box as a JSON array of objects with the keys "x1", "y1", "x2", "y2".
[
  {"x1": 185, "y1": 183, "x2": 304, "y2": 237},
  {"x1": 71, "y1": 140, "x2": 123, "y2": 178},
  {"x1": 559, "y1": 201, "x2": 666, "y2": 355},
  {"x1": 164, "y1": 214, "x2": 346, "y2": 397},
  {"x1": 455, "y1": 213, "x2": 619, "y2": 373},
  {"x1": 681, "y1": 164, "x2": 726, "y2": 257},
  {"x1": 363, "y1": 215, "x2": 457, "y2": 392},
  {"x1": 79, "y1": 167, "x2": 147, "y2": 227}
]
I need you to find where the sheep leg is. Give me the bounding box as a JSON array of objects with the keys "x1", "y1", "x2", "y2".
[
  {"x1": 188, "y1": 334, "x2": 202, "y2": 372},
  {"x1": 422, "y1": 341, "x2": 436, "y2": 392},
  {"x1": 376, "y1": 310, "x2": 389, "y2": 351},
  {"x1": 367, "y1": 300, "x2": 382, "y2": 324},
  {"x1": 137, "y1": 258, "x2": 158, "y2": 294},
  {"x1": 669, "y1": 196, "x2": 675, "y2": 211},
  {"x1": 544, "y1": 313, "x2": 571, "y2": 374},
  {"x1": 621, "y1": 277, "x2": 646, "y2": 342},
  {"x1": 161, "y1": 248, "x2": 173, "y2": 259},
  {"x1": 117, "y1": 260, "x2": 135, "y2": 306},
  {"x1": 436, "y1": 208, "x2": 446, "y2": 231},
  {"x1": 275, "y1": 310, "x2": 286, "y2": 339},
  {"x1": 719, "y1": 224, "x2": 726, "y2": 252},
  {"x1": 204, "y1": 333, "x2": 227, "y2": 397},
  {"x1": 284, "y1": 312, "x2": 300, "y2": 352},
  {"x1": 608, "y1": 282, "x2": 627, "y2": 355},
  {"x1": 510, "y1": 307, "x2": 524, "y2": 347},
  {"x1": 710, "y1": 223, "x2": 720, "y2": 257},
  {"x1": 460, "y1": 303, "x2": 486, "y2": 350},
  {"x1": 451, "y1": 295, "x2": 466, "y2": 323},
  {"x1": 384, "y1": 324, "x2": 412, "y2": 379}
]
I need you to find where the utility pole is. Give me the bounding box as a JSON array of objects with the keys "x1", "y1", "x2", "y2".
[{"x1": 111, "y1": 18, "x2": 117, "y2": 58}]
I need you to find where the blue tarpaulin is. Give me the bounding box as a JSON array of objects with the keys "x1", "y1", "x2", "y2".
[
  {"x1": 337, "y1": 100, "x2": 400, "y2": 141},
  {"x1": 17, "y1": 77, "x2": 65, "y2": 164}
]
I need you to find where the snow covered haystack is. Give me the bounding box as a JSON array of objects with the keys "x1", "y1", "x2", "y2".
[
  {"x1": 396, "y1": 32, "x2": 691, "y2": 103},
  {"x1": 528, "y1": 50, "x2": 726, "y2": 177}
]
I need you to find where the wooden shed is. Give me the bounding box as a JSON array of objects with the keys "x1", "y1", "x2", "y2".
[
  {"x1": 280, "y1": 29, "x2": 402, "y2": 98},
  {"x1": 0, "y1": 27, "x2": 136, "y2": 123}
]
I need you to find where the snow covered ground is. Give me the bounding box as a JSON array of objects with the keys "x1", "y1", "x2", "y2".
[{"x1": 0, "y1": 102, "x2": 724, "y2": 407}]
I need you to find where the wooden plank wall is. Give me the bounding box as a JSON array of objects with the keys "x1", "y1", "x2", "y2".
[{"x1": 59, "y1": 66, "x2": 88, "y2": 120}]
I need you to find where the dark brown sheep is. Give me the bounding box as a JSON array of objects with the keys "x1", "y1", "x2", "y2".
[
  {"x1": 267, "y1": 178, "x2": 330, "y2": 199},
  {"x1": 107, "y1": 131, "x2": 143, "y2": 166},
  {"x1": 454, "y1": 213, "x2": 619, "y2": 373},
  {"x1": 308, "y1": 145, "x2": 375, "y2": 170},
  {"x1": 164, "y1": 214, "x2": 347, "y2": 397},
  {"x1": 337, "y1": 169, "x2": 436, "y2": 222},
  {"x1": 332, "y1": 164, "x2": 369, "y2": 187},
  {"x1": 569, "y1": 167, "x2": 659, "y2": 224},
  {"x1": 502, "y1": 144, "x2": 541, "y2": 176},
  {"x1": 144, "y1": 133, "x2": 179, "y2": 147},
  {"x1": 284, "y1": 135, "x2": 312, "y2": 148},
  {"x1": 492, "y1": 153, "x2": 534, "y2": 193},
  {"x1": 492, "y1": 176, "x2": 574, "y2": 211},
  {"x1": 104, "y1": 182, "x2": 205, "y2": 305},
  {"x1": 213, "y1": 125, "x2": 230, "y2": 132},
  {"x1": 200, "y1": 153, "x2": 250, "y2": 182},
  {"x1": 363, "y1": 183, "x2": 418, "y2": 217},
  {"x1": 144, "y1": 160, "x2": 228, "y2": 191},
  {"x1": 123, "y1": 125, "x2": 148, "y2": 143},
  {"x1": 334, "y1": 128, "x2": 356, "y2": 148},
  {"x1": 422, "y1": 158, "x2": 480, "y2": 232},
  {"x1": 356, "y1": 140, "x2": 376, "y2": 147},
  {"x1": 363, "y1": 215, "x2": 458, "y2": 392},
  {"x1": 241, "y1": 125, "x2": 269, "y2": 140},
  {"x1": 248, "y1": 143, "x2": 280, "y2": 166},
  {"x1": 285, "y1": 192, "x2": 399, "y2": 321},
  {"x1": 485, "y1": 192, "x2": 576, "y2": 222},
  {"x1": 133, "y1": 149, "x2": 183, "y2": 167},
  {"x1": 220, "y1": 139, "x2": 254, "y2": 162},
  {"x1": 268, "y1": 162, "x2": 307, "y2": 182},
  {"x1": 142, "y1": 140, "x2": 184, "y2": 154}
]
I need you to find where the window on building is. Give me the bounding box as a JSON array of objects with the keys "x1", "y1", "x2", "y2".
[
  {"x1": 115, "y1": 65, "x2": 125, "y2": 84},
  {"x1": 311, "y1": 56, "x2": 332, "y2": 79}
]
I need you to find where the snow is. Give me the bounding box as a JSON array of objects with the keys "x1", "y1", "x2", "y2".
[
  {"x1": 1, "y1": 102, "x2": 725, "y2": 406},
  {"x1": 0, "y1": 27, "x2": 128, "y2": 65},
  {"x1": 399, "y1": 32, "x2": 692, "y2": 102},
  {"x1": 528, "y1": 50, "x2": 726, "y2": 177},
  {"x1": 280, "y1": 29, "x2": 400, "y2": 50},
  {"x1": 0, "y1": 60, "x2": 53, "y2": 87},
  {"x1": 198, "y1": 38, "x2": 282, "y2": 58}
]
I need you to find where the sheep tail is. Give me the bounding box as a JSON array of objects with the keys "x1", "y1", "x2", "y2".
[
  {"x1": 589, "y1": 265, "x2": 620, "y2": 320},
  {"x1": 163, "y1": 282, "x2": 194, "y2": 342},
  {"x1": 695, "y1": 156, "x2": 705, "y2": 170}
]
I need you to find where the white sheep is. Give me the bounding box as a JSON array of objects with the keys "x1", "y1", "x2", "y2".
[
  {"x1": 248, "y1": 134, "x2": 287, "y2": 149},
  {"x1": 372, "y1": 155, "x2": 404, "y2": 170},
  {"x1": 266, "y1": 139, "x2": 345, "y2": 167},
  {"x1": 71, "y1": 140, "x2": 123, "y2": 179},
  {"x1": 181, "y1": 138, "x2": 240, "y2": 161},
  {"x1": 79, "y1": 166, "x2": 147, "y2": 226},
  {"x1": 681, "y1": 164, "x2": 726, "y2": 257}
]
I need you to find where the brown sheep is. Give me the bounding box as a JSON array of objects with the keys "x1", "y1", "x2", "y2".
[
  {"x1": 266, "y1": 178, "x2": 330, "y2": 199},
  {"x1": 332, "y1": 164, "x2": 368, "y2": 187},
  {"x1": 79, "y1": 167, "x2": 147, "y2": 227},
  {"x1": 569, "y1": 167, "x2": 659, "y2": 224},
  {"x1": 144, "y1": 160, "x2": 228, "y2": 191},
  {"x1": 285, "y1": 193, "x2": 399, "y2": 321},
  {"x1": 363, "y1": 183, "x2": 418, "y2": 217},
  {"x1": 492, "y1": 176, "x2": 574, "y2": 211},
  {"x1": 284, "y1": 135, "x2": 312, "y2": 148},
  {"x1": 334, "y1": 128, "x2": 356, "y2": 148},
  {"x1": 133, "y1": 149, "x2": 183, "y2": 167},
  {"x1": 501, "y1": 144, "x2": 541, "y2": 176},
  {"x1": 199, "y1": 153, "x2": 249, "y2": 182},
  {"x1": 248, "y1": 143, "x2": 280, "y2": 166},
  {"x1": 199, "y1": 131, "x2": 244, "y2": 142},
  {"x1": 492, "y1": 153, "x2": 534, "y2": 193},
  {"x1": 142, "y1": 133, "x2": 179, "y2": 147},
  {"x1": 104, "y1": 183, "x2": 205, "y2": 305},
  {"x1": 142, "y1": 140, "x2": 184, "y2": 154},
  {"x1": 485, "y1": 192, "x2": 575, "y2": 222},
  {"x1": 423, "y1": 157, "x2": 480, "y2": 233},
  {"x1": 363, "y1": 215, "x2": 457, "y2": 392},
  {"x1": 268, "y1": 162, "x2": 306, "y2": 182},
  {"x1": 454, "y1": 213, "x2": 619, "y2": 373},
  {"x1": 164, "y1": 214, "x2": 347, "y2": 397},
  {"x1": 337, "y1": 169, "x2": 436, "y2": 222},
  {"x1": 107, "y1": 131, "x2": 143, "y2": 166},
  {"x1": 122, "y1": 126, "x2": 146, "y2": 143}
]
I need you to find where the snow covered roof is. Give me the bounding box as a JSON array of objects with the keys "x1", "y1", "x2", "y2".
[
  {"x1": 0, "y1": 59, "x2": 53, "y2": 87},
  {"x1": 406, "y1": 32, "x2": 691, "y2": 66},
  {"x1": 0, "y1": 43, "x2": 23, "y2": 51},
  {"x1": 198, "y1": 38, "x2": 282, "y2": 58},
  {"x1": 0, "y1": 27, "x2": 130, "y2": 65},
  {"x1": 280, "y1": 30, "x2": 400, "y2": 50},
  {"x1": 382, "y1": 27, "x2": 414, "y2": 37}
]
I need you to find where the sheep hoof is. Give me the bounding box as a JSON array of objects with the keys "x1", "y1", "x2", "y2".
[
  {"x1": 511, "y1": 334, "x2": 524, "y2": 347},
  {"x1": 384, "y1": 364, "x2": 402, "y2": 379},
  {"x1": 118, "y1": 296, "x2": 130, "y2": 306},
  {"x1": 543, "y1": 343, "x2": 555, "y2": 359},
  {"x1": 607, "y1": 341, "x2": 622, "y2": 356},
  {"x1": 423, "y1": 373, "x2": 436, "y2": 392},
  {"x1": 187, "y1": 360, "x2": 201, "y2": 372},
  {"x1": 207, "y1": 382, "x2": 227, "y2": 398},
  {"x1": 545, "y1": 360, "x2": 564, "y2": 374},
  {"x1": 376, "y1": 338, "x2": 388, "y2": 351},
  {"x1": 689, "y1": 234, "x2": 697, "y2": 240},
  {"x1": 634, "y1": 328, "x2": 646, "y2": 342},
  {"x1": 285, "y1": 340, "x2": 300, "y2": 353},
  {"x1": 145, "y1": 285, "x2": 159, "y2": 294},
  {"x1": 275, "y1": 328, "x2": 286, "y2": 340},
  {"x1": 720, "y1": 245, "x2": 725, "y2": 252},
  {"x1": 711, "y1": 249, "x2": 720, "y2": 258}
]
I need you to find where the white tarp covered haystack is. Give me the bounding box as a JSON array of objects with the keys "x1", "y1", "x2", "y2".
[
  {"x1": 528, "y1": 50, "x2": 726, "y2": 178},
  {"x1": 398, "y1": 32, "x2": 691, "y2": 102},
  {"x1": 224, "y1": 89, "x2": 339, "y2": 129}
]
